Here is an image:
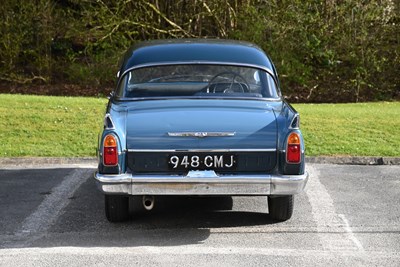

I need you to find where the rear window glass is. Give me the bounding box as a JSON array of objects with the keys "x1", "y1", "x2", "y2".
[{"x1": 116, "y1": 64, "x2": 279, "y2": 99}]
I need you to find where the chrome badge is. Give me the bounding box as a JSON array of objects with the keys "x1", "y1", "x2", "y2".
[{"x1": 168, "y1": 132, "x2": 236, "y2": 138}]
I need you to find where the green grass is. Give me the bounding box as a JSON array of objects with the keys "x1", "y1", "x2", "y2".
[
  {"x1": 0, "y1": 94, "x2": 399, "y2": 157},
  {"x1": 0, "y1": 94, "x2": 107, "y2": 157},
  {"x1": 294, "y1": 102, "x2": 400, "y2": 157}
]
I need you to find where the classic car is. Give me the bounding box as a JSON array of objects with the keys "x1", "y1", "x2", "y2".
[{"x1": 94, "y1": 39, "x2": 308, "y2": 222}]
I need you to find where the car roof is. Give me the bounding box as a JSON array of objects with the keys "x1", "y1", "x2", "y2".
[{"x1": 119, "y1": 39, "x2": 275, "y2": 76}]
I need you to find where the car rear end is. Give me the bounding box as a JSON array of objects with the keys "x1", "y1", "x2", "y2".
[{"x1": 94, "y1": 40, "x2": 308, "y2": 222}]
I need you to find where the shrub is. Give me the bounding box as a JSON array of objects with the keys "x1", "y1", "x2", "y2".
[{"x1": 0, "y1": 0, "x2": 398, "y2": 102}]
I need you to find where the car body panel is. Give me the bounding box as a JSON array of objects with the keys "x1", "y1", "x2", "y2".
[
  {"x1": 124, "y1": 99, "x2": 277, "y2": 150},
  {"x1": 118, "y1": 39, "x2": 276, "y2": 78},
  {"x1": 95, "y1": 39, "x2": 307, "y2": 200}
]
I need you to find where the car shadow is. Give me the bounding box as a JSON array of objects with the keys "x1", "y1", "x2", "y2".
[
  {"x1": 128, "y1": 195, "x2": 274, "y2": 229},
  {"x1": 27, "y1": 173, "x2": 280, "y2": 248}
]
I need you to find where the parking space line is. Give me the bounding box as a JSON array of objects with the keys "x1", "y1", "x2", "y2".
[
  {"x1": 15, "y1": 169, "x2": 93, "y2": 245},
  {"x1": 338, "y1": 214, "x2": 364, "y2": 251},
  {"x1": 306, "y1": 164, "x2": 365, "y2": 252},
  {"x1": 1, "y1": 246, "x2": 398, "y2": 259}
]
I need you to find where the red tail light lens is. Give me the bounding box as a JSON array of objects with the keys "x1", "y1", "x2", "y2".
[
  {"x1": 287, "y1": 132, "x2": 301, "y2": 163},
  {"x1": 103, "y1": 135, "x2": 118, "y2": 166}
]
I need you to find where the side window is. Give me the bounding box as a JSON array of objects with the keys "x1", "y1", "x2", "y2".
[
  {"x1": 266, "y1": 74, "x2": 279, "y2": 98},
  {"x1": 116, "y1": 75, "x2": 128, "y2": 97}
]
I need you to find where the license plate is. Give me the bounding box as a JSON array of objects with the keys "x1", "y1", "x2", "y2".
[{"x1": 168, "y1": 154, "x2": 236, "y2": 170}]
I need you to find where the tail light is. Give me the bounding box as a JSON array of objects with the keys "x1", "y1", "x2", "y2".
[
  {"x1": 286, "y1": 132, "x2": 301, "y2": 163},
  {"x1": 103, "y1": 135, "x2": 118, "y2": 166}
]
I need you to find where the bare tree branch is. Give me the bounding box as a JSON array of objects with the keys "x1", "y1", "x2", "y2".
[{"x1": 143, "y1": 1, "x2": 195, "y2": 38}]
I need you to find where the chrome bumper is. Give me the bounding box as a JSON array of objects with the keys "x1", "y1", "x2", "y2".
[{"x1": 94, "y1": 170, "x2": 308, "y2": 196}]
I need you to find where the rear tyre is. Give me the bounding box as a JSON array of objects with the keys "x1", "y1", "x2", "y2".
[
  {"x1": 268, "y1": 195, "x2": 294, "y2": 221},
  {"x1": 105, "y1": 195, "x2": 130, "y2": 222}
]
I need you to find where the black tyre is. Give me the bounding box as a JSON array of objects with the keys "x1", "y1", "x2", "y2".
[
  {"x1": 105, "y1": 195, "x2": 130, "y2": 222},
  {"x1": 268, "y1": 195, "x2": 294, "y2": 221}
]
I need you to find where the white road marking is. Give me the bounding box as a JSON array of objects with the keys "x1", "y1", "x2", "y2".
[
  {"x1": 15, "y1": 169, "x2": 92, "y2": 245},
  {"x1": 306, "y1": 164, "x2": 365, "y2": 252},
  {"x1": 0, "y1": 246, "x2": 397, "y2": 259},
  {"x1": 338, "y1": 214, "x2": 364, "y2": 251}
]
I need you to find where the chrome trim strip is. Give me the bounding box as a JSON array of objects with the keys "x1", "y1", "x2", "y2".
[
  {"x1": 168, "y1": 132, "x2": 236, "y2": 138},
  {"x1": 282, "y1": 148, "x2": 305, "y2": 153},
  {"x1": 126, "y1": 148, "x2": 277, "y2": 153},
  {"x1": 289, "y1": 114, "x2": 300, "y2": 129},
  {"x1": 116, "y1": 96, "x2": 282, "y2": 102},
  {"x1": 120, "y1": 61, "x2": 276, "y2": 82},
  {"x1": 104, "y1": 113, "x2": 115, "y2": 130}
]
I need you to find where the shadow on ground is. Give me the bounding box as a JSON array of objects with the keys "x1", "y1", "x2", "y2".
[{"x1": 31, "y1": 176, "x2": 278, "y2": 248}]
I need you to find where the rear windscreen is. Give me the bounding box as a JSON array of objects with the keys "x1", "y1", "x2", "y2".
[{"x1": 116, "y1": 64, "x2": 280, "y2": 99}]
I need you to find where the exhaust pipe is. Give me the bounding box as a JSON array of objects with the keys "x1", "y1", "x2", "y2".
[{"x1": 142, "y1": 195, "x2": 155, "y2": 211}]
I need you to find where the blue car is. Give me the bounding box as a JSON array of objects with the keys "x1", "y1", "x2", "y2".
[{"x1": 95, "y1": 39, "x2": 308, "y2": 222}]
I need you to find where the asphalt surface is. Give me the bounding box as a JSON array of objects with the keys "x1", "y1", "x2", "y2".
[{"x1": 0, "y1": 163, "x2": 399, "y2": 266}]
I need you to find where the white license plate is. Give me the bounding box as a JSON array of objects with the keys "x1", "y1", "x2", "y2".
[{"x1": 168, "y1": 154, "x2": 236, "y2": 170}]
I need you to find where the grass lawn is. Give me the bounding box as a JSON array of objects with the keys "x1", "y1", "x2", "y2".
[
  {"x1": 0, "y1": 94, "x2": 107, "y2": 157},
  {"x1": 0, "y1": 94, "x2": 399, "y2": 157},
  {"x1": 294, "y1": 102, "x2": 400, "y2": 156}
]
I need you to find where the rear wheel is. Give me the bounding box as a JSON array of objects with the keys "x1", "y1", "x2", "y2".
[
  {"x1": 105, "y1": 195, "x2": 129, "y2": 222},
  {"x1": 268, "y1": 195, "x2": 294, "y2": 221}
]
